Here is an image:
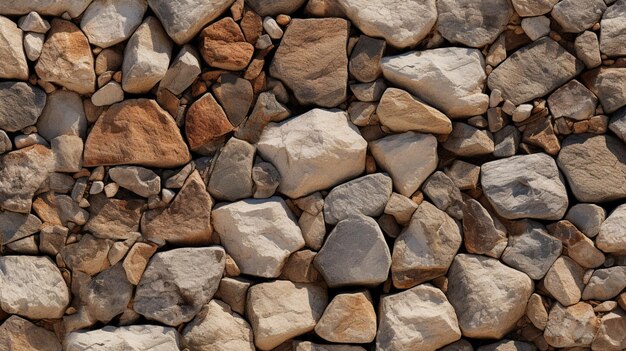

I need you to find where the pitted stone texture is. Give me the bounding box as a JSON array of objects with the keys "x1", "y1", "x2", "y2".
[
  {"x1": 323, "y1": 173, "x2": 392, "y2": 224},
  {"x1": 65, "y1": 325, "x2": 181, "y2": 351}
]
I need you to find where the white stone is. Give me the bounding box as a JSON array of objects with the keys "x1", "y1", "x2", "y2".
[
  {"x1": 80, "y1": 0, "x2": 148, "y2": 48},
  {"x1": 566, "y1": 203, "x2": 605, "y2": 237},
  {"x1": 92, "y1": 81, "x2": 124, "y2": 106},
  {"x1": 512, "y1": 104, "x2": 533, "y2": 122},
  {"x1": 263, "y1": 16, "x2": 283, "y2": 39},
  {"x1": 159, "y1": 45, "x2": 201, "y2": 95},
  {"x1": 23, "y1": 32, "x2": 44, "y2": 61},
  {"x1": 65, "y1": 325, "x2": 181, "y2": 351},
  {"x1": 0, "y1": 15, "x2": 29, "y2": 80}
]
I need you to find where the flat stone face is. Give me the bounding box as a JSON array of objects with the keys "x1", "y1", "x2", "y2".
[
  {"x1": 597, "y1": 204, "x2": 626, "y2": 254},
  {"x1": 0, "y1": 81, "x2": 46, "y2": 132},
  {"x1": 0, "y1": 16, "x2": 28, "y2": 80},
  {"x1": 314, "y1": 292, "x2": 377, "y2": 344},
  {"x1": 80, "y1": 0, "x2": 147, "y2": 48},
  {"x1": 446, "y1": 254, "x2": 534, "y2": 339},
  {"x1": 336, "y1": 0, "x2": 437, "y2": 48},
  {"x1": 134, "y1": 247, "x2": 225, "y2": 326},
  {"x1": 557, "y1": 134, "x2": 626, "y2": 202},
  {"x1": 582, "y1": 266, "x2": 626, "y2": 300},
  {"x1": 82, "y1": 264, "x2": 134, "y2": 323},
  {"x1": 0, "y1": 211, "x2": 41, "y2": 246},
  {"x1": 566, "y1": 203, "x2": 605, "y2": 238},
  {"x1": 376, "y1": 88, "x2": 452, "y2": 134},
  {"x1": 588, "y1": 68, "x2": 626, "y2": 114},
  {"x1": 512, "y1": 0, "x2": 559, "y2": 16},
  {"x1": 547, "y1": 80, "x2": 598, "y2": 121},
  {"x1": 270, "y1": 18, "x2": 348, "y2": 107},
  {"x1": 109, "y1": 166, "x2": 160, "y2": 198},
  {"x1": 160, "y1": 45, "x2": 201, "y2": 96},
  {"x1": 600, "y1": 0, "x2": 626, "y2": 57},
  {"x1": 84, "y1": 196, "x2": 143, "y2": 240},
  {"x1": 382, "y1": 47, "x2": 488, "y2": 118},
  {"x1": 208, "y1": 137, "x2": 255, "y2": 201},
  {"x1": 257, "y1": 109, "x2": 367, "y2": 198},
  {"x1": 323, "y1": 173, "x2": 392, "y2": 224},
  {"x1": 212, "y1": 197, "x2": 305, "y2": 278},
  {"x1": 488, "y1": 37, "x2": 584, "y2": 105},
  {"x1": 65, "y1": 325, "x2": 181, "y2": 351},
  {"x1": 0, "y1": 316, "x2": 62, "y2": 351},
  {"x1": 544, "y1": 256, "x2": 585, "y2": 306},
  {"x1": 462, "y1": 198, "x2": 508, "y2": 258},
  {"x1": 437, "y1": 0, "x2": 512, "y2": 48}
]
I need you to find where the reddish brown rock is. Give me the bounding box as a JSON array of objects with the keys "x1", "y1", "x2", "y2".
[
  {"x1": 123, "y1": 242, "x2": 157, "y2": 285},
  {"x1": 199, "y1": 17, "x2": 254, "y2": 71},
  {"x1": 547, "y1": 220, "x2": 605, "y2": 268},
  {"x1": 185, "y1": 92, "x2": 234, "y2": 152},
  {"x1": 83, "y1": 99, "x2": 191, "y2": 168}
]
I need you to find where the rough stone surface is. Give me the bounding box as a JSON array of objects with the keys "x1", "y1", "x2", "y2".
[
  {"x1": 84, "y1": 196, "x2": 143, "y2": 240},
  {"x1": 544, "y1": 256, "x2": 585, "y2": 306},
  {"x1": 323, "y1": 173, "x2": 392, "y2": 224},
  {"x1": 349, "y1": 35, "x2": 385, "y2": 83},
  {"x1": 314, "y1": 291, "x2": 376, "y2": 344},
  {"x1": 575, "y1": 31, "x2": 602, "y2": 68},
  {"x1": 582, "y1": 266, "x2": 626, "y2": 300},
  {"x1": 544, "y1": 302, "x2": 599, "y2": 348},
  {"x1": 462, "y1": 198, "x2": 508, "y2": 258},
  {"x1": 551, "y1": 0, "x2": 606, "y2": 33},
  {"x1": 0, "y1": 315, "x2": 62, "y2": 351},
  {"x1": 442, "y1": 123, "x2": 495, "y2": 156},
  {"x1": 65, "y1": 325, "x2": 181, "y2": 351},
  {"x1": 37, "y1": 89, "x2": 87, "y2": 141},
  {"x1": 208, "y1": 137, "x2": 255, "y2": 201},
  {"x1": 247, "y1": 0, "x2": 306, "y2": 16},
  {"x1": 422, "y1": 171, "x2": 464, "y2": 219},
  {"x1": 566, "y1": 203, "x2": 605, "y2": 237},
  {"x1": 160, "y1": 45, "x2": 201, "y2": 95},
  {"x1": 586, "y1": 68, "x2": 626, "y2": 113},
  {"x1": 0, "y1": 1, "x2": 93, "y2": 17},
  {"x1": 185, "y1": 92, "x2": 233, "y2": 152},
  {"x1": 377, "y1": 88, "x2": 452, "y2": 135},
  {"x1": 512, "y1": 0, "x2": 559, "y2": 16},
  {"x1": 80, "y1": 0, "x2": 147, "y2": 48},
  {"x1": 600, "y1": 0, "x2": 626, "y2": 57},
  {"x1": 597, "y1": 204, "x2": 626, "y2": 254},
  {"x1": 212, "y1": 73, "x2": 253, "y2": 127},
  {"x1": 0, "y1": 15, "x2": 28, "y2": 80},
  {"x1": 198, "y1": 17, "x2": 253, "y2": 71},
  {"x1": 548, "y1": 80, "x2": 598, "y2": 121},
  {"x1": 0, "y1": 82, "x2": 46, "y2": 132},
  {"x1": 109, "y1": 166, "x2": 160, "y2": 198}
]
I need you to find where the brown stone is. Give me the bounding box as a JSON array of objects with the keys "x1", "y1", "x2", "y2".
[
  {"x1": 0, "y1": 315, "x2": 62, "y2": 351},
  {"x1": 123, "y1": 242, "x2": 157, "y2": 285},
  {"x1": 314, "y1": 291, "x2": 377, "y2": 344},
  {"x1": 547, "y1": 220, "x2": 605, "y2": 268},
  {"x1": 522, "y1": 117, "x2": 560, "y2": 155},
  {"x1": 83, "y1": 99, "x2": 190, "y2": 168},
  {"x1": 84, "y1": 195, "x2": 143, "y2": 240},
  {"x1": 279, "y1": 250, "x2": 322, "y2": 283},
  {"x1": 241, "y1": 10, "x2": 263, "y2": 44},
  {"x1": 199, "y1": 17, "x2": 254, "y2": 71},
  {"x1": 377, "y1": 88, "x2": 452, "y2": 135},
  {"x1": 185, "y1": 92, "x2": 234, "y2": 151},
  {"x1": 462, "y1": 199, "x2": 508, "y2": 258},
  {"x1": 543, "y1": 256, "x2": 585, "y2": 306}
]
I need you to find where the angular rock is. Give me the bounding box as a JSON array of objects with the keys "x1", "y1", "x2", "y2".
[
  {"x1": 566, "y1": 203, "x2": 605, "y2": 238},
  {"x1": 551, "y1": 0, "x2": 606, "y2": 33},
  {"x1": 591, "y1": 310, "x2": 626, "y2": 351},
  {"x1": 159, "y1": 45, "x2": 201, "y2": 95},
  {"x1": 547, "y1": 220, "x2": 605, "y2": 268},
  {"x1": 35, "y1": 19, "x2": 95, "y2": 94},
  {"x1": 488, "y1": 37, "x2": 584, "y2": 105},
  {"x1": 512, "y1": 0, "x2": 559, "y2": 16},
  {"x1": 199, "y1": 17, "x2": 253, "y2": 71},
  {"x1": 257, "y1": 109, "x2": 367, "y2": 198},
  {"x1": 37, "y1": 90, "x2": 87, "y2": 141},
  {"x1": 61, "y1": 234, "x2": 112, "y2": 276},
  {"x1": 526, "y1": 293, "x2": 548, "y2": 330},
  {"x1": 215, "y1": 277, "x2": 251, "y2": 315},
  {"x1": 0, "y1": 81, "x2": 46, "y2": 132},
  {"x1": 0, "y1": 16, "x2": 28, "y2": 80},
  {"x1": 208, "y1": 138, "x2": 255, "y2": 201},
  {"x1": 33, "y1": 192, "x2": 89, "y2": 226},
  {"x1": 600, "y1": 0, "x2": 626, "y2": 57},
  {"x1": 109, "y1": 166, "x2": 160, "y2": 198},
  {"x1": 521, "y1": 15, "x2": 551, "y2": 40},
  {"x1": 548, "y1": 80, "x2": 598, "y2": 121},
  {"x1": 443, "y1": 123, "x2": 495, "y2": 156},
  {"x1": 246, "y1": 280, "x2": 327, "y2": 350},
  {"x1": 212, "y1": 197, "x2": 304, "y2": 277},
  {"x1": 294, "y1": 342, "x2": 366, "y2": 351},
  {"x1": 377, "y1": 88, "x2": 452, "y2": 134},
  {"x1": 585, "y1": 68, "x2": 626, "y2": 113},
  {"x1": 383, "y1": 192, "x2": 418, "y2": 225},
  {"x1": 315, "y1": 291, "x2": 377, "y2": 344},
  {"x1": 185, "y1": 92, "x2": 233, "y2": 152},
  {"x1": 0, "y1": 1, "x2": 92, "y2": 17},
  {"x1": 92, "y1": 81, "x2": 124, "y2": 106},
  {"x1": 392, "y1": 201, "x2": 462, "y2": 288},
  {"x1": 462, "y1": 198, "x2": 508, "y2": 258},
  {"x1": 252, "y1": 161, "x2": 280, "y2": 198},
  {"x1": 23, "y1": 31, "x2": 44, "y2": 60},
  {"x1": 246, "y1": 0, "x2": 306, "y2": 16},
  {"x1": 122, "y1": 16, "x2": 173, "y2": 94},
  {"x1": 582, "y1": 266, "x2": 626, "y2": 300},
  {"x1": 134, "y1": 247, "x2": 225, "y2": 326},
  {"x1": 279, "y1": 250, "x2": 322, "y2": 284},
  {"x1": 544, "y1": 256, "x2": 585, "y2": 306},
  {"x1": 597, "y1": 204, "x2": 626, "y2": 254},
  {"x1": 212, "y1": 73, "x2": 253, "y2": 126},
  {"x1": 544, "y1": 302, "x2": 599, "y2": 348},
  {"x1": 51, "y1": 135, "x2": 83, "y2": 172},
  {"x1": 123, "y1": 242, "x2": 156, "y2": 285},
  {"x1": 422, "y1": 171, "x2": 464, "y2": 219},
  {"x1": 369, "y1": 132, "x2": 437, "y2": 197},
  {"x1": 83, "y1": 99, "x2": 191, "y2": 168},
  {"x1": 437, "y1": 0, "x2": 513, "y2": 47},
  {"x1": 557, "y1": 134, "x2": 626, "y2": 202},
  {"x1": 84, "y1": 196, "x2": 143, "y2": 240},
  {"x1": 377, "y1": 284, "x2": 461, "y2": 351},
  {"x1": 323, "y1": 173, "x2": 392, "y2": 225},
  {"x1": 314, "y1": 215, "x2": 391, "y2": 287},
  {"x1": 446, "y1": 254, "x2": 534, "y2": 338},
  {"x1": 481, "y1": 153, "x2": 569, "y2": 220},
  {"x1": 477, "y1": 340, "x2": 536, "y2": 351},
  {"x1": 0, "y1": 255, "x2": 69, "y2": 319},
  {"x1": 575, "y1": 31, "x2": 602, "y2": 68},
  {"x1": 81, "y1": 264, "x2": 134, "y2": 323},
  {"x1": 0, "y1": 211, "x2": 41, "y2": 246},
  {"x1": 65, "y1": 325, "x2": 181, "y2": 351},
  {"x1": 0, "y1": 315, "x2": 61, "y2": 350},
  {"x1": 235, "y1": 91, "x2": 290, "y2": 143},
  {"x1": 80, "y1": 0, "x2": 147, "y2": 48},
  {"x1": 349, "y1": 35, "x2": 385, "y2": 83},
  {"x1": 350, "y1": 79, "x2": 387, "y2": 102},
  {"x1": 269, "y1": 18, "x2": 348, "y2": 107}
]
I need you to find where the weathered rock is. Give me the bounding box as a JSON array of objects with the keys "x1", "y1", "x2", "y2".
[
  {"x1": 501, "y1": 220, "x2": 562, "y2": 279},
  {"x1": 0, "y1": 82, "x2": 46, "y2": 132},
  {"x1": 18, "y1": 11, "x2": 50, "y2": 33},
  {"x1": 482, "y1": 153, "x2": 568, "y2": 220},
  {"x1": 185, "y1": 92, "x2": 233, "y2": 152},
  {"x1": 369, "y1": 132, "x2": 438, "y2": 197},
  {"x1": 198, "y1": 17, "x2": 253, "y2": 71},
  {"x1": 0, "y1": 315, "x2": 61, "y2": 351},
  {"x1": 597, "y1": 204, "x2": 626, "y2": 254},
  {"x1": 382, "y1": 47, "x2": 488, "y2": 117},
  {"x1": 377, "y1": 284, "x2": 461, "y2": 351},
  {"x1": 383, "y1": 192, "x2": 418, "y2": 225},
  {"x1": 208, "y1": 138, "x2": 255, "y2": 201},
  {"x1": 477, "y1": 340, "x2": 536, "y2": 351},
  {"x1": 512, "y1": 0, "x2": 559, "y2": 16},
  {"x1": 591, "y1": 310, "x2": 626, "y2": 351},
  {"x1": 488, "y1": 38, "x2": 584, "y2": 105},
  {"x1": 0, "y1": 16, "x2": 28, "y2": 80},
  {"x1": 81, "y1": 264, "x2": 134, "y2": 323},
  {"x1": 65, "y1": 325, "x2": 181, "y2": 351},
  {"x1": 314, "y1": 215, "x2": 391, "y2": 287},
  {"x1": 182, "y1": 299, "x2": 255, "y2": 351},
  {"x1": 109, "y1": 166, "x2": 160, "y2": 198},
  {"x1": 83, "y1": 99, "x2": 191, "y2": 167},
  {"x1": 123, "y1": 242, "x2": 157, "y2": 285},
  {"x1": 159, "y1": 45, "x2": 201, "y2": 95},
  {"x1": 315, "y1": 291, "x2": 376, "y2": 344},
  {"x1": 80, "y1": 0, "x2": 147, "y2": 48},
  {"x1": 122, "y1": 17, "x2": 173, "y2": 94},
  {"x1": 246, "y1": 280, "x2": 327, "y2": 350},
  {"x1": 548, "y1": 80, "x2": 598, "y2": 121},
  {"x1": 557, "y1": 134, "x2": 626, "y2": 202},
  {"x1": 0, "y1": 255, "x2": 69, "y2": 319},
  {"x1": 443, "y1": 123, "x2": 495, "y2": 156},
  {"x1": 235, "y1": 91, "x2": 290, "y2": 143},
  {"x1": 422, "y1": 171, "x2": 464, "y2": 219},
  {"x1": 551, "y1": 0, "x2": 606, "y2": 33},
  {"x1": 547, "y1": 220, "x2": 605, "y2": 268},
  {"x1": 446, "y1": 254, "x2": 534, "y2": 338},
  {"x1": 61, "y1": 234, "x2": 112, "y2": 276},
  {"x1": 377, "y1": 88, "x2": 452, "y2": 134},
  {"x1": 462, "y1": 198, "x2": 508, "y2": 258},
  {"x1": 35, "y1": 19, "x2": 95, "y2": 94},
  {"x1": 257, "y1": 109, "x2": 367, "y2": 198},
  {"x1": 279, "y1": 250, "x2": 322, "y2": 284},
  {"x1": 521, "y1": 15, "x2": 551, "y2": 40},
  {"x1": 544, "y1": 256, "x2": 585, "y2": 306},
  {"x1": 582, "y1": 266, "x2": 626, "y2": 300},
  {"x1": 349, "y1": 35, "x2": 385, "y2": 83},
  {"x1": 212, "y1": 197, "x2": 304, "y2": 277},
  {"x1": 33, "y1": 192, "x2": 89, "y2": 226},
  {"x1": 585, "y1": 68, "x2": 626, "y2": 113},
  {"x1": 51, "y1": 135, "x2": 83, "y2": 172},
  {"x1": 575, "y1": 31, "x2": 602, "y2": 68},
  {"x1": 247, "y1": 0, "x2": 306, "y2": 16},
  {"x1": 215, "y1": 277, "x2": 251, "y2": 315},
  {"x1": 252, "y1": 161, "x2": 280, "y2": 198},
  {"x1": 323, "y1": 173, "x2": 392, "y2": 224},
  {"x1": 600, "y1": 0, "x2": 626, "y2": 57},
  {"x1": 22, "y1": 31, "x2": 42, "y2": 60},
  {"x1": 392, "y1": 201, "x2": 462, "y2": 289},
  {"x1": 270, "y1": 18, "x2": 348, "y2": 107},
  {"x1": 92, "y1": 81, "x2": 124, "y2": 106},
  {"x1": 526, "y1": 293, "x2": 548, "y2": 330},
  {"x1": 544, "y1": 302, "x2": 599, "y2": 348},
  {"x1": 437, "y1": 0, "x2": 512, "y2": 47},
  {"x1": 350, "y1": 79, "x2": 387, "y2": 102},
  {"x1": 0, "y1": 1, "x2": 92, "y2": 17},
  {"x1": 293, "y1": 342, "x2": 366, "y2": 351},
  {"x1": 0, "y1": 211, "x2": 41, "y2": 246},
  {"x1": 84, "y1": 196, "x2": 143, "y2": 240},
  {"x1": 37, "y1": 90, "x2": 87, "y2": 141},
  {"x1": 212, "y1": 73, "x2": 253, "y2": 126},
  {"x1": 134, "y1": 247, "x2": 225, "y2": 326},
  {"x1": 566, "y1": 203, "x2": 605, "y2": 237},
  {"x1": 148, "y1": 0, "x2": 234, "y2": 45}
]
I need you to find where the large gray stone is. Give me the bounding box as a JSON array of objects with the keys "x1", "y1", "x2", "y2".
[
  {"x1": 0, "y1": 82, "x2": 46, "y2": 132},
  {"x1": 160, "y1": 45, "x2": 201, "y2": 95},
  {"x1": 544, "y1": 302, "x2": 599, "y2": 348},
  {"x1": 323, "y1": 173, "x2": 392, "y2": 225},
  {"x1": 565, "y1": 203, "x2": 605, "y2": 238},
  {"x1": 551, "y1": 0, "x2": 606, "y2": 33},
  {"x1": 81, "y1": 264, "x2": 134, "y2": 323},
  {"x1": 437, "y1": 0, "x2": 513, "y2": 47},
  {"x1": 37, "y1": 90, "x2": 87, "y2": 141},
  {"x1": 582, "y1": 266, "x2": 626, "y2": 300},
  {"x1": 65, "y1": 325, "x2": 181, "y2": 351},
  {"x1": 587, "y1": 68, "x2": 626, "y2": 113},
  {"x1": 512, "y1": 0, "x2": 559, "y2": 16},
  {"x1": 600, "y1": 0, "x2": 626, "y2": 57},
  {"x1": 0, "y1": 0, "x2": 92, "y2": 17},
  {"x1": 547, "y1": 79, "x2": 598, "y2": 121}
]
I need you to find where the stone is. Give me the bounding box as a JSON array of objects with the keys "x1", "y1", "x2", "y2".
[
  {"x1": 159, "y1": 45, "x2": 201, "y2": 95},
  {"x1": 148, "y1": 0, "x2": 234, "y2": 45},
  {"x1": 0, "y1": 16, "x2": 28, "y2": 80},
  {"x1": 212, "y1": 73, "x2": 253, "y2": 126},
  {"x1": 575, "y1": 31, "x2": 602, "y2": 68},
  {"x1": 547, "y1": 220, "x2": 605, "y2": 268},
  {"x1": 92, "y1": 81, "x2": 124, "y2": 106},
  {"x1": 81, "y1": 264, "x2": 134, "y2": 323},
  {"x1": 0, "y1": 255, "x2": 69, "y2": 319},
  {"x1": 610, "y1": 107, "x2": 626, "y2": 143},
  {"x1": 33, "y1": 192, "x2": 89, "y2": 226},
  {"x1": 0, "y1": 81, "x2": 46, "y2": 132},
  {"x1": 462, "y1": 199, "x2": 508, "y2": 258},
  {"x1": 185, "y1": 92, "x2": 233, "y2": 152},
  {"x1": 422, "y1": 171, "x2": 464, "y2": 219},
  {"x1": 215, "y1": 277, "x2": 250, "y2": 315},
  {"x1": 488, "y1": 38, "x2": 584, "y2": 105},
  {"x1": 557, "y1": 134, "x2": 626, "y2": 202},
  {"x1": 23, "y1": 33, "x2": 46, "y2": 62},
  {"x1": 84, "y1": 196, "x2": 143, "y2": 240},
  {"x1": 443, "y1": 123, "x2": 495, "y2": 156},
  {"x1": 598, "y1": 204, "x2": 626, "y2": 254},
  {"x1": 182, "y1": 299, "x2": 254, "y2": 351},
  {"x1": 142, "y1": 171, "x2": 213, "y2": 245},
  {"x1": 592, "y1": 310, "x2": 626, "y2": 351},
  {"x1": 526, "y1": 293, "x2": 548, "y2": 330},
  {"x1": 252, "y1": 161, "x2": 280, "y2": 198},
  {"x1": 437, "y1": 0, "x2": 512, "y2": 47},
  {"x1": 447, "y1": 254, "x2": 534, "y2": 339},
  {"x1": 548, "y1": 80, "x2": 597, "y2": 121},
  {"x1": 84, "y1": 99, "x2": 191, "y2": 168},
  {"x1": 18, "y1": 11, "x2": 50, "y2": 33},
  {"x1": 439, "y1": 340, "x2": 474, "y2": 351},
  {"x1": 314, "y1": 215, "x2": 391, "y2": 287},
  {"x1": 0, "y1": 145, "x2": 54, "y2": 213},
  {"x1": 0, "y1": 315, "x2": 61, "y2": 350},
  {"x1": 0, "y1": 211, "x2": 41, "y2": 246},
  {"x1": 134, "y1": 247, "x2": 225, "y2": 326},
  {"x1": 279, "y1": 250, "x2": 322, "y2": 283},
  {"x1": 14, "y1": 133, "x2": 48, "y2": 150},
  {"x1": 382, "y1": 47, "x2": 488, "y2": 117},
  {"x1": 384, "y1": 192, "x2": 418, "y2": 225},
  {"x1": 123, "y1": 242, "x2": 156, "y2": 285},
  {"x1": 445, "y1": 160, "x2": 481, "y2": 191},
  {"x1": 350, "y1": 79, "x2": 387, "y2": 102},
  {"x1": 35, "y1": 19, "x2": 95, "y2": 94},
  {"x1": 314, "y1": 291, "x2": 376, "y2": 343},
  {"x1": 493, "y1": 125, "x2": 521, "y2": 157},
  {"x1": 349, "y1": 35, "x2": 385, "y2": 83},
  {"x1": 551, "y1": 0, "x2": 606, "y2": 33},
  {"x1": 65, "y1": 325, "x2": 181, "y2": 351},
  {"x1": 337, "y1": 0, "x2": 436, "y2": 48},
  {"x1": 51, "y1": 135, "x2": 83, "y2": 172},
  {"x1": 80, "y1": 0, "x2": 147, "y2": 48},
  {"x1": 246, "y1": 0, "x2": 306, "y2": 16},
  {"x1": 37, "y1": 90, "x2": 87, "y2": 141},
  {"x1": 270, "y1": 18, "x2": 348, "y2": 107},
  {"x1": 199, "y1": 17, "x2": 254, "y2": 71},
  {"x1": 293, "y1": 342, "x2": 366, "y2": 351},
  {"x1": 544, "y1": 302, "x2": 599, "y2": 348},
  {"x1": 369, "y1": 132, "x2": 437, "y2": 197},
  {"x1": 208, "y1": 138, "x2": 255, "y2": 201},
  {"x1": 600, "y1": 0, "x2": 626, "y2": 56},
  {"x1": 0, "y1": 1, "x2": 92, "y2": 17},
  {"x1": 257, "y1": 109, "x2": 367, "y2": 198},
  {"x1": 544, "y1": 256, "x2": 585, "y2": 306},
  {"x1": 212, "y1": 197, "x2": 304, "y2": 278},
  {"x1": 586, "y1": 68, "x2": 626, "y2": 113},
  {"x1": 582, "y1": 266, "x2": 626, "y2": 300},
  {"x1": 391, "y1": 201, "x2": 462, "y2": 289},
  {"x1": 246, "y1": 280, "x2": 327, "y2": 350},
  {"x1": 521, "y1": 15, "x2": 551, "y2": 40},
  {"x1": 376, "y1": 284, "x2": 461, "y2": 351},
  {"x1": 235, "y1": 91, "x2": 290, "y2": 143},
  {"x1": 109, "y1": 166, "x2": 160, "y2": 198},
  {"x1": 481, "y1": 153, "x2": 569, "y2": 220},
  {"x1": 61, "y1": 234, "x2": 112, "y2": 276},
  {"x1": 122, "y1": 16, "x2": 173, "y2": 94},
  {"x1": 348, "y1": 102, "x2": 376, "y2": 126},
  {"x1": 512, "y1": 0, "x2": 558, "y2": 16},
  {"x1": 500, "y1": 220, "x2": 562, "y2": 280},
  {"x1": 566, "y1": 203, "x2": 605, "y2": 237},
  {"x1": 0, "y1": 131, "x2": 10, "y2": 154},
  {"x1": 262, "y1": 16, "x2": 283, "y2": 39},
  {"x1": 476, "y1": 341, "x2": 536, "y2": 351},
  {"x1": 377, "y1": 88, "x2": 452, "y2": 134},
  {"x1": 323, "y1": 173, "x2": 392, "y2": 224}
]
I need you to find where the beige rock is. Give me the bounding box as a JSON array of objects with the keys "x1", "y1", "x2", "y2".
[
  {"x1": 544, "y1": 302, "x2": 599, "y2": 348},
  {"x1": 582, "y1": 266, "x2": 626, "y2": 300},
  {"x1": 0, "y1": 1, "x2": 92, "y2": 17},
  {"x1": 600, "y1": 0, "x2": 626, "y2": 57},
  {"x1": 61, "y1": 234, "x2": 112, "y2": 276},
  {"x1": 279, "y1": 250, "x2": 322, "y2": 283},
  {"x1": 91, "y1": 81, "x2": 124, "y2": 106},
  {"x1": 512, "y1": 0, "x2": 559, "y2": 16},
  {"x1": 51, "y1": 135, "x2": 83, "y2": 173},
  {"x1": 526, "y1": 293, "x2": 548, "y2": 330},
  {"x1": 547, "y1": 220, "x2": 605, "y2": 268},
  {"x1": 548, "y1": 80, "x2": 597, "y2": 121},
  {"x1": 575, "y1": 31, "x2": 602, "y2": 68},
  {"x1": 84, "y1": 196, "x2": 143, "y2": 240},
  {"x1": 80, "y1": 0, "x2": 147, "y2": 48},
  {"x1": 315, "y1": 291, "x2": 376, "y2": 343},
  {"x1": 443, "y1": 123, "x2": 495, "y2": 156},
  {"x1": 122, "y1": 242, "x2": 157, "y2": 285},
  {"x1": 377, "y1": 88, "x2": 452, "y2": 134},
  {"x1": 591, "y1": 310, "x2": 626, "y2": 351},
  {"x1": 215, "y1": 277, "x2": 251, "y2": 315},
  {"x1": 585, "y1": 68, "x2": 626, "y2": 113},
  {"x1": 544, "y1": 256, "x2": 585, "y2": 306},
  {"x1": 65, "y1": 325, "x2": 181, "y2": 351},
  {"x1": 0, "y1": 16, "x2": 28, "y2": 80},
  {"x1": 349, "y1": 35, "x2": 385, "y2": 83},
  {"x1": 0, "y1": 315, "x2": 61, "y2": 351},
  {"x1": 551, "y1": 0, "x2": 606, "y2": 33},
  {"x1": 384, "y1": 192, "x2": 418, "y2": 225}
]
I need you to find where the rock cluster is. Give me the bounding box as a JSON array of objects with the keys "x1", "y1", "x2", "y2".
[{"x1": 0, "y1": 1, "x2": 625, "y2": 350}]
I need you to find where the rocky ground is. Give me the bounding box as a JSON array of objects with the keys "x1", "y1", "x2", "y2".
[{"x1": 0, "y1": 0, "x2": 625, "y2": 350}]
